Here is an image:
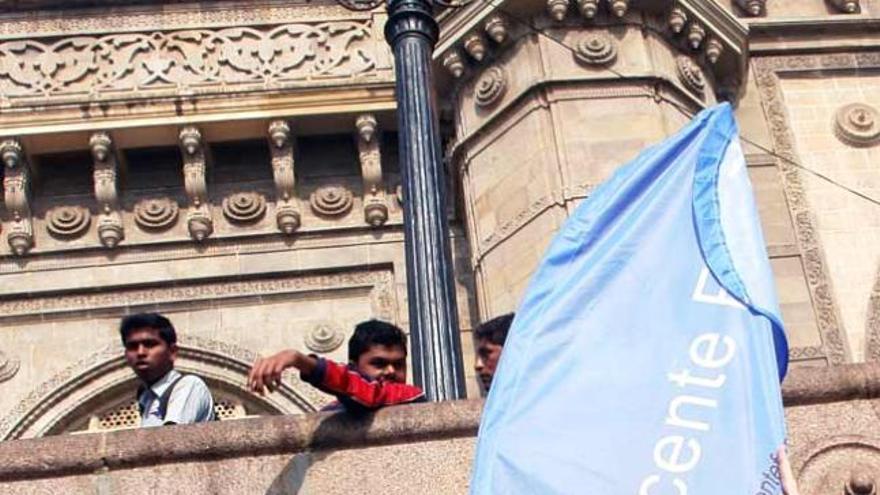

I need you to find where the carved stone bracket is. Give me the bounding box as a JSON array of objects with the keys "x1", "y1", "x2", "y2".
[
  {"x1": 1, "y1": 139, "x2": 33, "y2": 256},
  {"x1": 90, "y1": 132, "x2": 125, "y2": 248},
  {"x1": 267, "y1": 120, "x2": 301, "y2": 235},
  {"x1": 356, "y1": 114, "x2": 388, "y2": 227},
  {"x1": 179, "y1": 126, "x2": 212, "y2": 242}
]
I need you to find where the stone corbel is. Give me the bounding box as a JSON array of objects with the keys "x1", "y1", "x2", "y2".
[
  {"x1": 734, "y1": 0, "x2": 765, "y2": 16},
  {"x1": 1, "y1": 139, "x2": 34, "y2": 256},
  {"x1": 178, "y1": 126, "x2": 213, "y2": 241},
  {"x1": 355, "y1": 114, "x2": 388, "y2": 228},
  {"x1": 829, "y1": 0, "x2": 860, "y2": 13},
  {"x1": 89, "y1": 132, "x2": 124, "y2": 248},
  {"x1": 267, "y1": 120, "x2": 301, "y2": 235}
]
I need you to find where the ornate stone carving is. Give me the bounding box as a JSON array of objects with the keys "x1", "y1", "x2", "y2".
[
  {"x1": 304, "y1": 321, "x2": 345, "y2": 353},
  {"x1": 574, "y1": 33, "x2": 618, "y2": 66},
  {"x1": 133, "y1": 197, "x2": 179, "y2": 230},
  {"x1": 186, "y1": 209, "x2": 214, "y2": 242},
  {"x1": 90, "y1": 131, "x2": 124, "y2": 248},
  {"x1": 609, "y1": 0, "x2": 629, "y2": 17},
  {"x1": 833, "y1": 103, "x2": 880, "y2": 147},
  {"x1": 2, "y1": 139, "x2": 33, "y2": 256},
  {"x1": 484, "y1": 16, "x2": 508, "y2": 44},
  {"x1": 0, "y1": 350, "x2": 19, "y2": 383},
  {"x1": 668, "y1": 7, "x2": 688, "y2": 34},
  {"x1": 46, "y1": 206, "x2": 91, "y2": 239},
  {"x1": 687, "y1": 22, "x2": 706, "y2": 49},
  {"x1": 675, "y1": 56, "x2": 706, "y2": 96},
  {"x1": 222, "y1": 192, "x2": 267, "y2": 224},
  {"x1": 310, "y1": 186, "x2": 354, "y2": 217},
  {"x1": 356, "y1": 114, "x2": 388, "y2": 228},
  {"x1": 179, "y1": 126, "x2": 212, "y2": 241},
  {"x1": 547, "y1": 0, "x2": 570, "y2": 22},
  {"x1": 705, "y1": 38, "x2": 724, "y2": 64},
  {"x1": 474, "y1": 66, "x2": 507, "y2": 109},
  {"x1": 0, "y1": 21, "x2": 379, "y2": 103},
  {"x1": 267, "y1": 119, "x2": 301, "y2": 235},
  {"x1": 830, "y1": 0, "x2": 860, "y2": 13},
  {"x1": 576, "y1": 0, "x2": 599, "y2": 19},
  {"x1": 463, "y1": 33, "x2": 487, "y2": 62},
  {"x1": 442, "y1": 51, "x2": 465, "y2": 79},
  {"x1": 735, "y1": 0, "x2": 765, "y2": 16},
  {"x1": 753, "y1": 56, "x2": 853, "y2": 365}
]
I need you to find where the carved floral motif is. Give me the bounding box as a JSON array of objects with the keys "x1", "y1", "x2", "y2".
[
  {"x1": 310, "y1": 186, "x2": 353, "y2": 217},
  {"x1": 222, "y1": 192, "x2": 267, "y2": 224},
  {"x1": 675, "y1": 56, "x2": 706, "y2": 96},
  {"x1": 474, "y1": 66, "x2": 507, "y2": 108},
  {"x1": 134, "y1": 197, "x2": 179, "y2": 230},
  {"x1": 304, "y1": 321, "x2": 345, "y2": 353},
  {"x1": 574, "y1": 33, "x2": 618, "y2": 66},
  {"x1": 46, "y1": 206, "x2": 91, "y2": 238},
  {"x1": 0, "y1": 21, "x2": 378, "y2": 101},
  {"x1": 833, "y1": 103, "x2": 880, "y2": 147}
]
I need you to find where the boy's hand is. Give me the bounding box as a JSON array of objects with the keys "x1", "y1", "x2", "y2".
[{"x1": 248, "y1": 350, "x2": 300, "y2": 395}]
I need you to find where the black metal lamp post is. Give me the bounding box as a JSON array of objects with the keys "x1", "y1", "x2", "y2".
[{"x1": 338, "y1": 0, "x2": 467, "y2": 401}]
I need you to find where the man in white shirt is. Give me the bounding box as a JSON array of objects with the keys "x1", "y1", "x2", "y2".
[{"x1": 121, "y1": 313, "x2": 215, "y2": 426}]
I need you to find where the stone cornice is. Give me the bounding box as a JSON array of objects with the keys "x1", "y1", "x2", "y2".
[{"x1": 748, "y1": 17, "x2": 880, "y2": 54}]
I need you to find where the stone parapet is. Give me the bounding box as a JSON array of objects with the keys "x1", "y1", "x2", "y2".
[{"x1": 0, "y1": 364, "x2": 878, "y2": 493}]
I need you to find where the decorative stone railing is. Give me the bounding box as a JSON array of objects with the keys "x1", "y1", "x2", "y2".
[{"x1": 0, "y1": 364, "x2": 878, "y2": 494}]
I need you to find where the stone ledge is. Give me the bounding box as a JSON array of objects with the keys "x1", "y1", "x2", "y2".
[
  {"x1": 0, "y1": 399, "x2": 481, "y2": 482},
  {"x1": 0, "y1": 362, "x2": 877, "y2": 483}
]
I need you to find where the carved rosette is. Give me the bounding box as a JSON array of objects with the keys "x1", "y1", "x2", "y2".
[
  {"x1": 310, "y1": 186, "x2": 354, "y2": 217},
  {"x1": 134, "y1": 197, "x2": 179, "y2": 231},
  {"x1": 46, "y1": 206, "x2": 91, "y2": 239},
  {"x1": 474, "y1": 66, "x2": 507, "y2": 109},
  {"x1": 0, "y1": 350, "x2": 20, "y2": 383},
  {"x1": 574, "y1": 33, "x2": 618, "y2": 66},
  {"x1": 222, "y1": 192, "x2": 267, "y2": 224},
  {"x1": 833, "y1": 103, "x2": 880, "y2": 147},
  {"x1": 304, "y1": 321, "x2": 345, "y2": 353},
  {"x1": 675, "y1": 56, "x2": 706, "y2": 97}
]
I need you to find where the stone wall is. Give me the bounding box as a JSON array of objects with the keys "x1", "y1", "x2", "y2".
[{"x1": 0, "y1": 364, "x2": 877, "y2": 494}]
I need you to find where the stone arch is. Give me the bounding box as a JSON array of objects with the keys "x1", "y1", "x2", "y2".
[{"x1": 0, "y1": 336, "x2": 330, "y2": 441}]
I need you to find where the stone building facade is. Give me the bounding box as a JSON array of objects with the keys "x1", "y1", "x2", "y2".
[{"x1": 0, "y1": 0, "x2": 878, "y2": 493}]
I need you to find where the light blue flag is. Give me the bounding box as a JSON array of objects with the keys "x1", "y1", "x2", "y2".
[{"x1": 470, "y1": 103, "x2": 789, "y2": 495}]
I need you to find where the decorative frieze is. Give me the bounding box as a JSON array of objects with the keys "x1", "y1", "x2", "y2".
[
  {"x1": 2, "y1": 139, "x2": 33, "y2": 256},
  {"x1": 833, "y1": 103, "x2": 880, "y2": 147},
  {"x1": 134, "y1": 197, "x2": 179, "y2": 231},
  {"x1": 573, "y1": 33, "x2": 618, "y2": 66},
  {"x1": 474, "y1": 66, "x2": 507, "y2": 109},
  {"x1": 0, "y1": 20, "x2": 379, "y2": 104},
  {"x1": 90, "y1": 132, "x2": 125, "y2": 248},
  {"x1": 179, "y1": 126, "x2": 213, "y2": 242},
  {"x1": 356, "y1": 114, "x2": 388, "y2": 228},
  {"x1": 310, "y1": 186, "x2": 354, "y2": 217},
  {"x1": 267, "y1": 119, "x2": 301, "y2": 235},
  {"x1": 222, "y1": 192, "x2": 267, "y2": 224},
  {"x1": 45, "y1": 206, "x2": 91, "y2": 239}
]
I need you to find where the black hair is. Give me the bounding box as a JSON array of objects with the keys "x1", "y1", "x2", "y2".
[
  {"x1": 119, "y1": 313, "x2": 177, "y2": 346},
  {"x1": 348, "y1": 319, "x2": 407, "y2": 362},
  {"x1": 474, "y1": 313, "x2": 514, "y2": 346}
]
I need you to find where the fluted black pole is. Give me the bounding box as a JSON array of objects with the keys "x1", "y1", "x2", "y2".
[{"x1": 385, "y1": 0, "x2": 466, "y2": 401}]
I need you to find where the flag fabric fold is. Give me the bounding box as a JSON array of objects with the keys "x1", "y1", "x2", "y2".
[{"x1": 470, "y1": 103, "x2": 789, "y2": 495}]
